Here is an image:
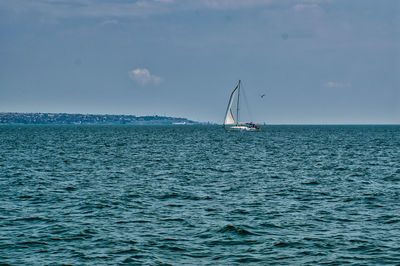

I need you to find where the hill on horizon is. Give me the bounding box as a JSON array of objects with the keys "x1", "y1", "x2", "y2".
[{"x1": 0, "y1": 112, "x2": 200, "y2": 125}]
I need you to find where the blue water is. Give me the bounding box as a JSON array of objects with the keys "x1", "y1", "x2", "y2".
[{"x1": 0, "y1": 125, "x2": 399, "y2": 265}]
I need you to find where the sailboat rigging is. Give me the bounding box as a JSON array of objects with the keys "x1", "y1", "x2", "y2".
[{"x1": 223, "y1": 80, "x2": 260, "y2": 132}]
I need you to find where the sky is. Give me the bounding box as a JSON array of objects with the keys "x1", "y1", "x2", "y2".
[{"x1": 0, "y1": 0, "x2": 399, "y2": 124}]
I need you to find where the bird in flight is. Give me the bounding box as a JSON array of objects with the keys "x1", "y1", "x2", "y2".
[{"x1": 260, "y1": 93, "x2": 265, "y2": 98}]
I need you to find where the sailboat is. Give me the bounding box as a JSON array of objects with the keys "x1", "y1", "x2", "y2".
[{"x1": 223, "y1": 80, "x2": 260, "y2": 132}]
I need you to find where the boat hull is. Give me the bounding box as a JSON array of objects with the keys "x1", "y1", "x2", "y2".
[{"x1": 224, "y1": 124, "x2": 260, "y2": 132}]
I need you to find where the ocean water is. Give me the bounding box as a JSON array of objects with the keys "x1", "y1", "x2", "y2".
[{"x1": 0, "y1": 125, "x2": 399, "y2": 265}]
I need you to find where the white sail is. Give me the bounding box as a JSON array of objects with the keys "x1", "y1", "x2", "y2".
[
  {"x1": 224, "y1": 109, "x2": 235, "y2": 125},
  {"x1": 224, "y1": 85, "x2": 238, "y2": 125}
]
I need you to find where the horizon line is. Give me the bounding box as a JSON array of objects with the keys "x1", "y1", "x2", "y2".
[{"x1": 1, "y1": 112, "x2": 398, "y2": 125}]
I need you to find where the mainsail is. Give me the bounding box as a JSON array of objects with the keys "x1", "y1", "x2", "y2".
[{"x1": 224, "y1": 84, "x2": 239, "y2": 125}]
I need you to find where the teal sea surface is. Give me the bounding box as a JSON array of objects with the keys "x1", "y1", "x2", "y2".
[{"x1": 0, "y1": 125, "x2": 399, "y2": 264}]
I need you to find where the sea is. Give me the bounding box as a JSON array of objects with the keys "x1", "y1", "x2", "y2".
[{"x1": 0, "y1": 125, "x2": 399, "y2": 265}]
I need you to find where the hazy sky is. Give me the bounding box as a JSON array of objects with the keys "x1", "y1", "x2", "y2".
[{"x1": 1, "y1": 0, "x2": 399, "y2": 124}]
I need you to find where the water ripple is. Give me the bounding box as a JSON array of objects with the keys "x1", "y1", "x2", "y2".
[{"x1": 0, "y1": 125, "x2": 399, "y2": 264}]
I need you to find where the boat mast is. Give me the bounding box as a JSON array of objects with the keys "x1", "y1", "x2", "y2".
[{"x1": 237, "y1": 80, "x2": 240, "y2": 125}]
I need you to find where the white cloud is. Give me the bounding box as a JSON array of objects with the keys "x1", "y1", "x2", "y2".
[
  {"x1": 155, "y1": 0, "x2": 175, "y2": 3},
  {"x1": 324, "y1": 81, "x2": 351, "y2": 88},
  {"x1": 0, "y1": 0, "x2": 177, "y2": 18},
  {"x1": 99, "y1": 19, "x2": 118, "y2": 26},
  {"x1": 129, "y1": 68, "x2": 162, "y2": 85},
  {"x1": 293, "y1": 4, "x2": 317, "y2": 11},
  {"x1": 0, "y1": 0, "x2": 296, "y2": 18},
  {"x1": 202, "y1": 0, "x2": 273, "y2": 9},
  {"x1": 293, "y1": 3, "x2": 325, "y2": 15},
  {"x1": 300, "y1": 0, "x2": 323, "y2": 3}
]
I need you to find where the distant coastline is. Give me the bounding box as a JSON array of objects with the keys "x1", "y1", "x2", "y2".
[{"x1": 0, "y1": 112, "x2": 200, "y2": 125}]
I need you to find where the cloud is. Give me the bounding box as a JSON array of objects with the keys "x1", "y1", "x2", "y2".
[
  {"x1": 324, "y1": 81, "x2": 351, "y2": 88},
  {"x1": 129, "y1": 68, "x2": 162, "y2": 85},
  {"x1": 293, "y1": 4, "x2": 317, "y2": 11},
  {"x1": 293, "y1": 3, "x2": 324, "y2": 14},
  {"x1": 0, "y1": 0, "x2": 177, "y2": 18},
  {"x1": 202, "y1": 0, "x2": 273, "y2": 9},
  {"x1": 155, "y1": 0, "x2": 175, "y2": 3},
  {"x1": 99, "y1": 19, "x2": 118, "y2": 26},
  {"x1": 0, "y1": 0, "x2": 303, "y2": 18}
]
